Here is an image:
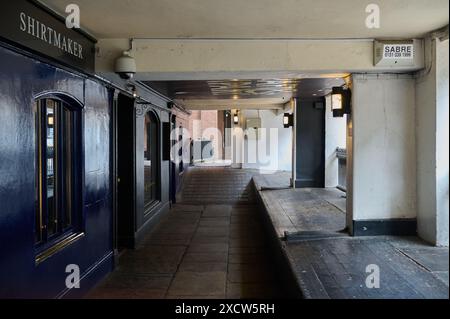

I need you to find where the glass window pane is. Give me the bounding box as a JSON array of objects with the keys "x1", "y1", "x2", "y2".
[
  {"x1": 151, "y1": 121, "x2": 158, "y2": 200},
  {"x1": 46, "y1": 101, "x2": 57, "y2": 236},
  {"x1": 35, "y1": 97, "x2": 80, "y2": 246},
  {"x1": 144, "y1": 113, "x2": 158, "y2": 208},
  {"x1": 63, "y1": 106, "x2": 73, "y2": 229}
]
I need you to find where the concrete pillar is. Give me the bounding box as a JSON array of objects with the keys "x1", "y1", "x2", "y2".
[
  {"x1": 349, "y1": 74, "x2": 417, "y2": 235},
  {"x1": 436, "y1": 39, "x2": 449, "y2": 247},
  {"x1": 416, "y1": 37, "x2": 449, "y2": 246}
]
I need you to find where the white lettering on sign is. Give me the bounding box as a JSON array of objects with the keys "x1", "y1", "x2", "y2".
[
  {"x1": 383, "y1": 44, "x2": 414, "y2": 59},
  {"x1": 19, "y1": 12, "x2": 84, "y2": 60}
]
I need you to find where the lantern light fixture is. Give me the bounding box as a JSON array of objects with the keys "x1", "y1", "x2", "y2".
[
  {"x1": 283, "y1": 113, "x2": 294, "y2": 128},
  {"x1": 126, "y1": 84, "x2": 138, "y2": 98},
  {"x1": 233, "y1": 111, "x2": 239, "y2": 125},
  {"x1": 331, "y1": 87, "x2": 351, "y2": 117}
]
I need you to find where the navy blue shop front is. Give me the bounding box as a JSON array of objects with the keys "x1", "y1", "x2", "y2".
[{"x1": 0, "y1": 44, "x2": 113, "y2": 298}]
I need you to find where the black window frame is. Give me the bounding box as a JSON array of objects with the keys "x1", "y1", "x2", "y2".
[
  {"x1": 143, "y1": 110, "x2": 161, "y2": 213},
  {"x1": 34, "y1": 95, "x2": 83, "y2": 256}
]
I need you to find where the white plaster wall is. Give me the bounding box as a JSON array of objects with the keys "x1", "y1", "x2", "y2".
[
  {"x1": 237, "y1": 109, "x2": 292, "y2": 172},
  {"x1": 436, "y1": 39, "x2": 449, "y2": 246},
  {"x1": 325, "y1": 95, "x2": 347, "y2": 187},
  {"x1": 352, "y1": 75, "x2": 416, "y2": 221},
  {"x1": 416, "y1": 38, "x2": 438, "y2": 243}
]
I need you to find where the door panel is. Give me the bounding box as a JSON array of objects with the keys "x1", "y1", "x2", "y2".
[
  {"x1": 296, "y1": 99, "x2": 325, "y2": 188},
  {"x1": 116, "y1": 94, "x2": 135, "y2": 248}
]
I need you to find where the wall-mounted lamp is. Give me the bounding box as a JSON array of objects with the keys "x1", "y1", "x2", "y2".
[
  {"x1": 283, "y1": 113, "x2": 294, "y2": 128},
  {"x1": 233, "y1": 111, "x2": 239, "y2": 125},
  {"x1": 331, "y1": 87, "x2": 351, "y2": 117},
  {"x1": 126, "y1": 84, "x2": 138, "y2": 98}
]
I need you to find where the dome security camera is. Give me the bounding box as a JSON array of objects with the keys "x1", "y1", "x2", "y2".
[{"x1": 115, "y1": 51, "x2": 136, "y2": 80}]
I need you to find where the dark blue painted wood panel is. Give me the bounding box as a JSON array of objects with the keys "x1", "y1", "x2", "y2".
[{"x1": 0, "y1": 44, "x2": 113, "y2": 298}]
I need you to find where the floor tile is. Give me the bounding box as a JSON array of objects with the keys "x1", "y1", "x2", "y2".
[{"x1": 167, "y1": 272, "x2": 227, "y2": 297}]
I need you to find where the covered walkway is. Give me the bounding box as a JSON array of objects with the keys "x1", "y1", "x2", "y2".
[
  {"x1": 88, "y1": 168, "x2": 284, "y2": 299},
  {"x1": 89, "y1": 168, "x2": 449, "y2": 299},
  {"x1": 0, "y1": 0, "x2": 448, "y2": 301}
]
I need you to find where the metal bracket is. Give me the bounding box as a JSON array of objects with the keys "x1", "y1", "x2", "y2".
[
  {"x1": 135, "y1": 102, "x2": 153, "y2": 117},
  {"x1": 336, "y1": 148, "x2": 347, "y2": 160}
]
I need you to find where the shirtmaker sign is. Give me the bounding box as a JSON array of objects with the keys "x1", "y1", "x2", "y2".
[
  {"x1": 383, "y1": 44, "x2": 414, "y2": 59},
  {"x1": 0, "y1": 0, "x2": 95, "y2": 74}
]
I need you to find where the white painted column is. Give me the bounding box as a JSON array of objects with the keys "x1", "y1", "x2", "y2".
[
  {"x1": 416, "y1": 37, "x2": 449, "y2": 246},
  {"x1": 435, "y1": 38, "x2": 449, "y2": 246}
]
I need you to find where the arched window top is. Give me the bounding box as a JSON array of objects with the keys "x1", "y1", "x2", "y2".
[
  {"x1": 34, "y1": 92, "x2": 84, "y2": 111},
  {"x1": 145, "y1": 109, "x2": 159, "y2": 123}
]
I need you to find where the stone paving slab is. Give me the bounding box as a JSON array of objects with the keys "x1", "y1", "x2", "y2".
[
  {"x1": 196, "y1": 226, "x2": 230, "y2": 237},
  {"x1": 167, "y1": 271, "x2": 227, "y2": 297},
  {"x1": 191, "y1": 234, "x2": 230, "y2": 244},
  {"x1": 284, "y1": 236, "x2": 449, "y2": 299},
  {"x1": 203, "y1": 207, "x2": 232, "y2": 218},
  {"x1": 399, "y1": 247, "x2": 449, "y2": 272},
  {"x1": 178, "y1": 261, "x2": 228, "y2": 273},
  {"x1": 229, "y1": 237, "x2": 265, "y2": 248},
  {"x1": 253, "y1": 172, "x2": 292, "y2": 190},
  {"x1": 227, "y1": 264, "x2": 274, "y2": 284},
  {"x1": 226, "y1": 283, "x2": 282, "y2": 299},
  {"x1": 183, "y1": 252, "x2": 229, "y2": 263},
  {"x1": 229, "y1": 246, "x2": 266, "y2": 254},
  {"x1": 199, "y1": 218, "x2": 230, "y2": 227},
  {"x1": 433, "y1": 272, "x2": 449, "y2": 286},
  {"x1": 187, "y1": 243, "x2": 229, "y2": 253},
  {"x1": 117, "y1": 246, "x2": 187, "y2": 275},
  {"x1": 259, "y1": 186, "x2": 347, "y2": 238},
  {"x1": 229, "y1": 253, "x2": 268, "y2": 265}
]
